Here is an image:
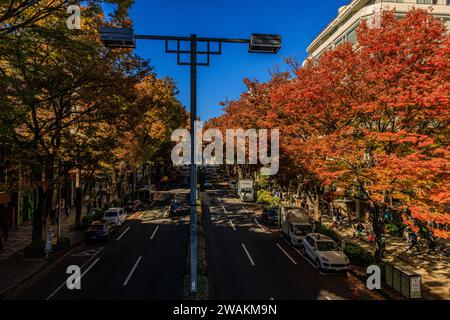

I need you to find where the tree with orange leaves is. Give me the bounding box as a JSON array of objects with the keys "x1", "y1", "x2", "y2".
[{"x1": 270, "y1": 9, "x2": 449, "y2": 257}]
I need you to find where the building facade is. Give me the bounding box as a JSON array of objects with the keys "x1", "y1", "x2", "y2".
[{"x1": 306, "y1": 0, "x2": 450, "y2": 61}]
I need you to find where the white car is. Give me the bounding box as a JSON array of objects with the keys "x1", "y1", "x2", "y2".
[
  {"x1": 302, "y1": 234, "x2": 350, "y2": 271},
  {"x1": 103, "y1": 208, "x2": 127, "y2": 226}
]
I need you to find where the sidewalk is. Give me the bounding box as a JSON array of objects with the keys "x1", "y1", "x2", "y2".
[
  {"x1": 0, "y1": 208, "x2": 84, "y2": 295},
  {"x1": 322, "y1": 215, "x2": 450, "y2": 300}
]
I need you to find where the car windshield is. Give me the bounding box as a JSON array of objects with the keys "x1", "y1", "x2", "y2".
[
  {"x1": 316, "y1": 241, "x2": 339, "y2": 251},
  {"x1": 104, "y1": 211, "x2": 118, "y2": 217},
  {"x1": 293, "y1": 225, "x2": 312, "y2": 236},
  {"x1": 90, "y1": 225, "x2": 104, "y2": 231}
]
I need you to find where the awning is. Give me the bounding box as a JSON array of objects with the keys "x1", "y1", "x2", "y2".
[{"x1": 0, "y1": 192, "x2": 11, "y2": 205}]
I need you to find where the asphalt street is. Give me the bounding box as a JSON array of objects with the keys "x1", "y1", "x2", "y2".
[
  {"x1": 7, "y1": 184, "x2": 189, "y2": 300},
  {"x1": 203, "y1": 185, "x2": 379, "y2": 300},
  {"x1": 5, "y1": 171, "x2": 380, "y2": 301}
]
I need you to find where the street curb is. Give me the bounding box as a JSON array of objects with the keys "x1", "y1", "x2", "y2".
[{"x1": 0, "y1": 239, "x2": 83, "y2": 299}]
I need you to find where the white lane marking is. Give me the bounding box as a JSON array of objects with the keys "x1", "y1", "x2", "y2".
[
  {"x1": 254, "y1": 218, "x2": 265, "y2": 231},
  {"x1": 222, "y1": 206, "x2": 228, "y2": 214},
  {"x1": 242, "y1": 206, "x2": 249, "y2": 213},
  {"x1": 229, "y1": 219, "x2": 236, "y2": 231},
  {"x1": 163, "y1": 209, "x2": 169, "y2": 218},
  {"x1": 242, "y1": 243, "x2": 255, "y2": 266},
  {"x1": 150, "y1": 226, "x2": 160, "y2": 240},
  {"x1": 276, "y1": 243, "x2": 298, "y2": 265},
  {"x1": 116, "y1": 227, "x2": 130, "y2": 241},
  {"x1": 46, "y1": 249, "x2": 103, "y2": 300},
  {"x1": 123, "y1": 256, "x2": 142, "y2": 286},
  {"x1": 325, "y1": 296, "x2": 332, "y2": 300}
]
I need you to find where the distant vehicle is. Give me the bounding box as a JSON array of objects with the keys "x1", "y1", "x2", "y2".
[
  {"x1": 103, "y1": 208, "x2": 127, "y2": 226},
  {"x1": 85, "y1": 221, "x2": 116, "y2": 242},
  {"x1": 303, "y1": 234, "x2": 349, "y2": 271},
  {"x1": 125, "y1": 200, "x2": 143, "y2": 213},
  {"x1": 229, "y1": 179, "x2": 237, "y2": 191},
  {"x1": 237, "y1": 179, "x2": 255, "y2": 202},
  {"x1": 204, "y1": 181, "x2": 213, "y2": 188},
  {"x1": 169, "y1": 200, "x2": 190, "y2": 217},
  {"x1": 280, "y1": 206, "x2": 313, "y2": 246},
  {"x1": 262, "y1": 207, "x2": 279, "y2": 225}
]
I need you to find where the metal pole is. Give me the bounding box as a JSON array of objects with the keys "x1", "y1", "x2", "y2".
[
  {"x1": 57, "y1": 162, "x2": 62, "y2": 238},
  {"x1": 190, "y1": 34, "x2": 198, "y2": 295}
]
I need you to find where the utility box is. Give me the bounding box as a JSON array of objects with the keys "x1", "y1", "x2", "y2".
[{"x1": 383, "y1": 263, "x2": 422, "y2": 299}]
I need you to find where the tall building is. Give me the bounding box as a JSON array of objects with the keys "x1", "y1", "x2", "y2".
[{"x1": 306, "y1": 0, "x2": 450, "y2": 61}]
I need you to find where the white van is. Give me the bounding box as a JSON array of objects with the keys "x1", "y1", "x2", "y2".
[{"x1": 103, "y1": 208, "x2": 127, "y2": 226}]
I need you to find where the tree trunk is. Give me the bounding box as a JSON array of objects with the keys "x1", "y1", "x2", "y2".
[
  {"x1": 75, "y1": 187, "x2": 82, "y2": 227},
  {"x1": 31, "y1": 163, "x2": 54, "y2": 242},
  {"x1": 369, "y1": 202, "x2": 384, "y2": 260}
]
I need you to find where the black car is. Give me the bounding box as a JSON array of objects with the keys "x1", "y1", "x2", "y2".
[
  {"x1": 84, "y1": 221, "x2": 116, "y2": 242},
  {"x1": 169, "y1": 200, "x2": 191, "y2": 217},
  {"x1": 125, "y1": 200, "x2": 143, "y2": 213},
  {"x1": 262, "y1": 207, "x2": 279, "y2": 225}
]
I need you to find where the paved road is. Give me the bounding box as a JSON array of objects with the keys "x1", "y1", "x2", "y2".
[
  {"x1": 7, "y1": 184, "x2": 189, "y2": 300},
  {"x1": 203, "y1": 186, "x2": 380, "y2": 300}
]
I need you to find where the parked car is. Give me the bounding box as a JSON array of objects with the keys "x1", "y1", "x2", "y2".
[
  {"x1": 169, "y1": 200, "x2": 190, "y2": 217},
  {"x1": 85, "y1": 221, "x2": 116, "y2": 242},
  {"x1": 103, "y1": 208, "x2": 127, "y2": 226},
  {"x1": 262, "y1": 207, "x2": 279, "y2": 225},
  {"x1": 302, "y1": 233, "x2": 349, "y2": 271},
  {"x1": 125, "y1": 200, "x2": 143, "y2": 213}
]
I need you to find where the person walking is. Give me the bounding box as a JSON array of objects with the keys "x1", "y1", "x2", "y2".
[
  {"x1": 64, "y1": 206, "x2": 70, "y2": 218},
  {"x1": 406, "y1": 228, "x2": 420, "y2": 254},
  {"x1": 425, "y1": 230, "x2": 437, "y2": 252},
  {"x1": 1, "y1": 218, "x2": 10, "y2": 242},
  {"x1": 50, "y1": 208, "x2": 56, "y2": 225},
  {"x1": 87, "y1": 202, "x2": 92, "y2": 215}
]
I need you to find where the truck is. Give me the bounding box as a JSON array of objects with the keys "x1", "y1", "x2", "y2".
[
  {"x1": 280, "y1": 206, "x2": 313, "y2": 247},
  {"x1": 237, "y1": 179, "x2": 255, "y2": 202}
]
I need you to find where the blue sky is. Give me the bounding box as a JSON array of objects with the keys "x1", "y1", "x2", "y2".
[{"x1": 112, "y1": 0, "x2": 349, "y2": 121}]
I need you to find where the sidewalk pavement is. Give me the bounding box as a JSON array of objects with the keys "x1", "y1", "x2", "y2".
[
  {"x1": 0, "y1": 208, "x2": 85, "y2": 295},
  {"x1": 322, "y1": 215, "x2": 450, "y2": 300}
]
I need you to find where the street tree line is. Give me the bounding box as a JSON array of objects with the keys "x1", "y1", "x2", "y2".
[
  {"x1": 207, "y1": 10, "x2": 450, "y2": 257},
  {"x1": 0, "y1": 1, "x2": 188, "y2": 241}
]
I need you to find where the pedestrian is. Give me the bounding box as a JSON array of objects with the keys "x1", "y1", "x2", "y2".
[
  {"x1": 425, "y1": 230, "x2": 437, "y2": 252},
  {"x1": 1, "y1": 219, "x2": 10, "y2": 242},
  {"x1": 64, "y1": 206, "x2": 70, "y2": 218},
  {"x1": 87, "y1": 202, "x2": 92, "y2": 215},
  {"x1": 337, "y1": 213, "x2": 344, "y2": 230},
  {"x1": 406, "y1": 229, "x2": 420, "y2": 254},
  {"x1": 50, "y1": 208, "x2": 56, "y2": 225},
  {"x1": 331, "y1": 215, "x2": 338, "y2": 229}
]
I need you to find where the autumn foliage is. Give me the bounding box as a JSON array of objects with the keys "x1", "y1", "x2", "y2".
[{"x1": 210, "y1": 10, "x2": 450, "y2": 242}]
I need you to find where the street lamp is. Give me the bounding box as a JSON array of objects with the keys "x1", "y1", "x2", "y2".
[{"x1": 99, "y1": 27, "x2": 282, "y2": 296}]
